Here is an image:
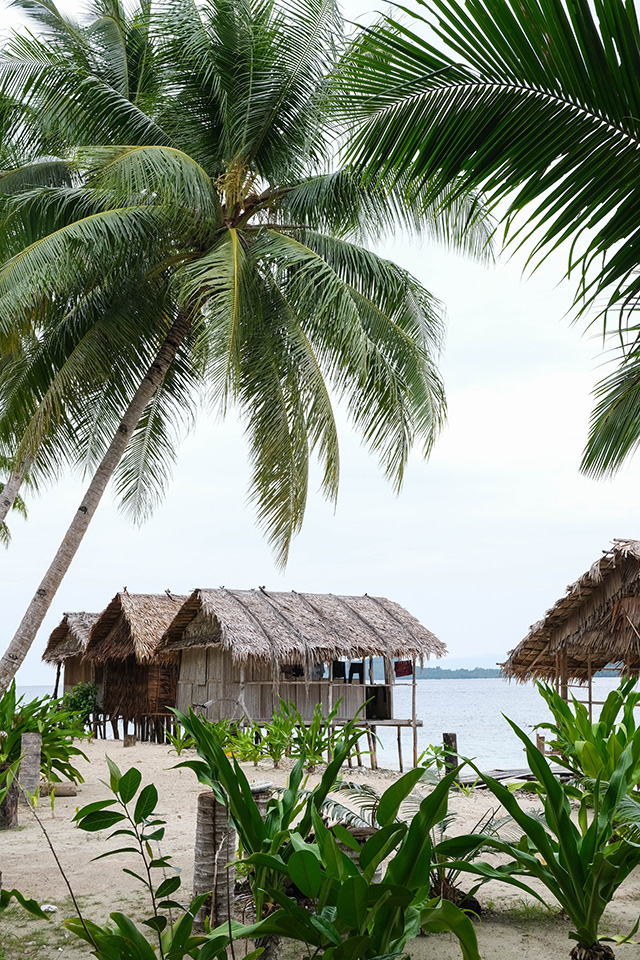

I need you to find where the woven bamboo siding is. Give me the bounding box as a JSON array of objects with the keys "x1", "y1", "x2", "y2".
[{"x1": 63, "y1": 655, "x2": 93, "y2": 692}]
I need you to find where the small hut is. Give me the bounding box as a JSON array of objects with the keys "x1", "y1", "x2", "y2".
[
  {"x1": 502, "y1": 538, "x2": 640, "y2": 715},
  {"x1": 43, "y1": 612, "x2": 100, "y2": 697},
  {"x1": 84, "y1": 591, "x2": 186, "y2": 741},
  {"x1": 159, "y1": 587, "x2": 446, "y2": 766}
]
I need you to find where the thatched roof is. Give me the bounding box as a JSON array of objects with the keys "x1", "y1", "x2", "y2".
[
  {"x1": 503, "y1": 539, "x2": 640, "y2": 682},
  {"x1": 159, "y1": 588, "x2": 446, "y2": 664},
  {"x1": 85, "y1": 592, "x2": 187, "y2": 664},
  {"x1": 43, "y1": 612, "x2": 100, "y2": 663}
]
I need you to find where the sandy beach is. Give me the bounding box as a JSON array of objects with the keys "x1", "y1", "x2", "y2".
[{"x1": 2, "y1": 740, "x2": 640, "y2": 959}]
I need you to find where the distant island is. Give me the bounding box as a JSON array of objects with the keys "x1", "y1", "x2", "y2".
[
  {"x1": 415, "y1": 666, "x2": 501, "y2": 679},
  {"x1": 368, "y1": 659, "x2": 502, "y2": 681}
]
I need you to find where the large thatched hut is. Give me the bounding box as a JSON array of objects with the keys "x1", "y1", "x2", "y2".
[
  {"x1": 502, "y1": 539, "x2": 640, "y2": 714},
  {"x1": 43, "y1": 612, "x2": 100, "y2": 696},
  {"x1": 160, "y1": 587, "x2": 446, "y2": 766},
  {"x1": 83, "y1": 591, "x2": 187, "y2": 740}
]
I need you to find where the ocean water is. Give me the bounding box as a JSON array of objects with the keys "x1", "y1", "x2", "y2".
[
  {"x1": 381, "y1": 676, "x2": 625, "y2": 770},
  {"x1": 16, "y1": 677, "x2": 627, "y2": 772}
]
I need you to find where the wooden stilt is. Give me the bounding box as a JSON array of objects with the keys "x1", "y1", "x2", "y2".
[
  {"x1": 412, "y1": 657, "x2": 418, "y2": 768},
  {"x1": 397, "y1": 725, "x2": 403, "y2": 773},
  {"x1": 355, "y1": 737, "x2": 363, "y2": 767},
  {"x1": 560, "y1": 650, "x2": 568, "y2": 701},
  {"x1": 53, "y1": 662, "x2": 62, "y2": 699},
  {"x1": 371, "y1": 726, "x2": 378, "y2": 770}
]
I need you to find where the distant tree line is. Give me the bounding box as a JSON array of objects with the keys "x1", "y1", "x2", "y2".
[{"x1": 415, "y1": 666, "x2": 501, "y2": 679}]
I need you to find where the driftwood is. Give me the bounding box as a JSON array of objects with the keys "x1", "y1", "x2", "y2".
[{"x1": 41, "y1": 781, "x2": 77, "y2": 797}]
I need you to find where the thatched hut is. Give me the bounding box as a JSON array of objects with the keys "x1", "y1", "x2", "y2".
[
  {"x1": 84, "y1": 591, "x2": 186, "y2": 740},
  {"x1": 502, "y1": 539, "x2": 640, "y2": 713},
  {"x1": 43, "y1": 612, "x2": 100, "y2": 696},
  {"x1": 160, "y1": 587, "x2": 446, "y2": 766}
]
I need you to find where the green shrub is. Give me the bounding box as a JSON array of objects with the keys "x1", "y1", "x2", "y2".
[
  {"x1": 437, "y1": 718, "x2": 640, "y2": 959},
  {"x1": 536, "y1": 676, "x2": 640, "y2": 792},
  {"x1": 220, "y1": 766, "x2": 481, "y2": 960},
  {"x1": 0, "y1": 682, "x2": 89, "y2": 802},
  {"x1": 60, "y1": 682, "x2": 98, "y2": 730}
]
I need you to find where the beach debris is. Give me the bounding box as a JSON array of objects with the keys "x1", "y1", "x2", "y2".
[{"x1": 41, "y1": 903, "x2": 58, "y2": 913}]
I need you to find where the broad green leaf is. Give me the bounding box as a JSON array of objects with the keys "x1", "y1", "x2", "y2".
[
  {"x1": 105, "y1": 756, "x2": 122, "y2": 794},
  {"x1": 376, "y1": 766, "x2": 425, "y2": 826},
  {"x1": 155, "y1": 876, "x2": 181, "y2": 898},
  {"x1": 118, "y1": 767, "x2": 143, "y2": 805},
  {"x1": 75, "y1": 809, "x2": 126, "y2": 832},
  {"x1": 72, "y1": 799, "x2": 117, "y2": 821},
  {"x1": 134, "y1": 783, "x2": 158, "y2": 823},
  {"x1": 288, "y1": 849, "x2": 323, "y2": 899},
  {"x1": 336, "y1": 874, "x2": 368, "y2": 930},
  {"x1": 0, "y1": 887, "x2": 49, "y2": 919}
]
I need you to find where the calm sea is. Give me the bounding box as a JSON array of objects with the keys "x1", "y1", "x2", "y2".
[{"x1": 16, "y1": 677, "x2": 626, "y2": 772}]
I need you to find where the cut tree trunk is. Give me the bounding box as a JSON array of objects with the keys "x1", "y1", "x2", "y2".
[
  {"x1": 0, "y1": 763, "x2": 19, "y2": 829},
  {"x1": 192, "y1": 791, "x2": 237, "y2": 932},
  {"x1": 0, "y1": 313, "x2": 191, "y2": 696},
  {"x1": 19, "y1": 732, "x2": 41, "y2": 805}
]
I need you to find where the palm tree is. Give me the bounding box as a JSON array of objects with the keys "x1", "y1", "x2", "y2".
[
  {"x1": 341, "y1": 0, "x2": 640, "y2": 478},
  {"x1": 0, "y1": 0, "x2": 491, "y2": 693}
]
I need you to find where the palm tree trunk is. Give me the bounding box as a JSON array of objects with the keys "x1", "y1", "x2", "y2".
[
  {"x1": 0, "y1": 464, "x2": 28, "y2": 525},
  {"x1": 0, "y1": 314, "x2": 191, "y2": 696}
]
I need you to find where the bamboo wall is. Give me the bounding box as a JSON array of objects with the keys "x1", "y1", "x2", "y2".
[
  {"x1": 63, "y1": 656, "x2": 94, "y2": 692},
  {"x1": 102, "y1": 656, "x2": 179, "y2": 719},
  {"x1": 176, "y1": 646, "x2": 373, "y2": 720}
]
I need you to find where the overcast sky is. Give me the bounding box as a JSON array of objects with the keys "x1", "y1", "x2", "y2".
[{"x1": 3, "y1": 0, "x2": 638, "y2": 687}]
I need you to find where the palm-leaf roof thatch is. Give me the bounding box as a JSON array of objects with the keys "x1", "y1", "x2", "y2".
[
  {"x1": 159, "y1": 588, "x2": 446, "y2": 664},
  {"x1": 503, "y1": 539, "x2": 640, "y2": 682},
  {"x1": 43, "y1": 612, "x2": 100, "y2": 663},
  {"x1": 85, "y1": 591, "x2": 187, "y2": 664}
]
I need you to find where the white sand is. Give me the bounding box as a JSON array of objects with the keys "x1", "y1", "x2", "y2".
[{"x1": 2, "y1": 740, "x2": 640, "y2": 959}]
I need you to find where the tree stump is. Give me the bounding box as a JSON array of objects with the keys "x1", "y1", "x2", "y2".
[
  {"x1": 251, "y1": 783, "x2": 273, "y2": 819},
  {"x1": 443, "y1": 733, "x2": 459, "y2": 779},
  {"x1": 0, "y1": 764, "x2": 19, "y2": 829},
  {"x1": 19, "y1": 732, "x2": 42, "y2": 805},
  {"x1": 123, "y1": 733, "x2": 137, "y2": 748},
  {"x1": 192, "y1": 791, "x2": 236, "y2": 932}
]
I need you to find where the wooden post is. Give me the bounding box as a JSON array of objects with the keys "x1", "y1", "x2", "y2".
[
  {"x1": 587, "y1": 656, "x2": 593, "y2": 720},
  {"x1": 397, "y1": 725, "x2": 404, "y2": 773},
  {"x1": 536, "y1": 733, "x2": 546, "y2": 754},
  {"x1": 371, "y1": 725, "x2": 378, "y2": 769},
  {"x1": 239, "y1": 665, "x2": 246, "y2": 712},
  {"x1": 412, "y1": 657, "x2": 418, "y2": 768},
  {"x1": 19, "y1": 732, "x2": 41, "y2": 805},
  {"x1": 443, "y1": 733, "x2": 459, "y2": 779},
  {"x1": 560, "y1": 650, "x2": 568, "y2": 701},
  {"x1": 355, "y1": 736, "x2": 363, "y2": 767},
  {"x1": 193, "y1": 792, "x2": 237, "y2": 933},
  {"x1": 53, "y1": 662, "x2": 62, "y2": 699}
]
